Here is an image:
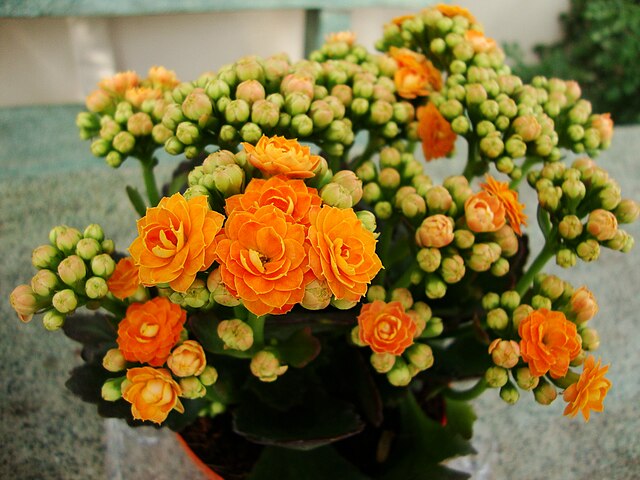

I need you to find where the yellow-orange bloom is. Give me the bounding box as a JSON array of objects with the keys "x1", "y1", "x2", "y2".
[
  {"x1": 129, "y1": 193, "x2": 225, "y2": 292},
  {"x1": 563, "y1": 355, "x2": 611, "y2": 422},
  {"x1": 436, "y1": 4, "x2": 477, "y2": 23},
  {"x1": 225, "y1": 175, "x2": 322, "y2": 226},
  {"x1": 215, "y1": 204, "x2": 312, "y2": 316},
  {"x1": 117, "y1": 297, "x2": 186, "y2": 366},
  {"x1": 99, "y1": 71, "x2": 139, "y2": 96},
  {"x1": 518, "y1": 309, "x2": 582, "y2": 378},
  {"x1": 308, "y1": 206, "x2": 382, "y2": 302},
  {"x1": 358, "y1": 301, "x2": 416, "y2": 355},
  {"x1": 465, "y1": 30, "x2": 497, "y2": 53},
  {"x1": 325, "y1": 31, "x2": 356, "y2": 46},
  {"x1": 147, "y1": 66, "x2": 180, "y2": 90},
  {"x1": 122, "y1": 367, "x2": 184, "y2": 424},
  {"x1": 391, "y1": 14, "x2": 415, "y2": 27},
  {"x1": 389, "y1": 47, "x2": 442, "y2": 99},
  {"x1": 107, "y1": 257, "x2": 141, "y2": 300},
  {"x1": 591, "y1": 113, "x2": 614, "y2": 143},
  {"x1": 167, "y1": 340, "x2": 207, "y2": 378},
  {"x1": 243, "y1": 136, "x2": 321, "y2": 179},
  {"x1": 464, "y1": 191, "x2": 506, "y2": 233},
  {"x1": 417, "y1": 103, "x2": 457, "y2": 161},
  {"x1": 481, "y1": 175, "x2": 527, "y2": 236},
  {"x1": 124, "y1": 87, "x2": 163, "y2": 109}
]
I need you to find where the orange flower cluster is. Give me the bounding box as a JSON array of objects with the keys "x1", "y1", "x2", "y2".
[
  {"x1": 465, "y1": 30, "x2": 497, "y2": 53},
  {"x1": 481, "y1": 175, "x2": 527, "y2": 235},
  {"x1": 436, "y1": 4, "x2": 477, "y2": 23},
  {"x1": 122, "y1": 367, "x2": 184, "y2": 424},
  {"x1": 358, "y1": 301, "x2": 416, "y2": 355},
  {"x1": 129, "y1": 193, "x2": 224, "y2": 292},
  {"x1": 390, "y1": 47, "x2": 442, "y2": 100},
  {"x1": 243, "y1": 136, "x2": 321, "y2": 179},
  {"x1": 117, "y1": 297, "x2": 186, "y2": 366},
  {"x1": 107, "y1": 257, "x2": 141, "y2": 300},
  {"x1": 563, "y1": 355, "x2": 611, "y2": 421},
  {"x1": 417, "y1": 103, "x2": 457, "y2": 161},
  {"x1": 518, "y1": 309, "x2": 582, "y2": 378}
]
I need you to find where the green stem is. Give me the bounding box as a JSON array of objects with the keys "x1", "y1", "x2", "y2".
[
  {"x1": 509, "y1": 156, "x2": 540, "y2": 190},
  {"x1": 462, "y1": 135, "x2": 481, "y2": 181},
  {"x1": 140, "y1": 157, "x2": 160, "y2": 207},
  {"x1": 515, "y1": 236, "x2": 556, "y2": 297},
  {"x1": 442, "y1": 377, "x2": 488, "y2": 401},
  {"x1": 247, "y1": 313, "x2": 266, "y2": 347}
]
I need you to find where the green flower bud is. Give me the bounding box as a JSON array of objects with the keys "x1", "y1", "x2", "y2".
[
  {"x1": 482, "y1": 292, "x2": 500, "y2": 311},
  {"x1": 605, "y1": 229, "x2": 629, "y2": 251},
  {"x1": 530, "y1": 294, "x2": 552, "y2": 311},
  {"x1": 365, "y1": 286, "x2": 386, "y2": 304},
  {"x1": 479, "y1": 134, "x2": 504, "y2": 159},
  {"x1": 225, "y1": 99, "x2": 251, "y2": 125},
  {"x1": 370, "y1": 352, "x2": 396, "y2": 374},
  {"x1": 301, "y1": 278, "x2": 332, "y2": 310},
  {"x1": 424, "y1": 274, "x2": 447, "y2": 299},
  {"x1": 41, "y1": 310, "x2": 64, "y2": 331},
  {"x1": 332, "y1": 170, "x2": 363, "y2": 204},
  {"x1": 164, "y1": 136, "x2": 185, "y2": 155},
  {"x1": 362, "y1": 182, "x2": 382, "y2": 204},
  {"x1": 614, "y1": 199, "x2": 640, "y2": 224},
  {"x1": 308, "y1": 100, "x2": 334, "y2": 130},
  {"x1": 369, "y1": 100, "x2": 393, "y2": 125},
  {"x1": 235, "y1": 56, "x2": 265, "y2": 83},
  {"x1": 199, "y1": 365, "x2": 219, "y2": 386},
  {"x1": 53, "y1": 227, "x2": 82, "y2": 255},
  {"x1": 449, "y1": 115, "x2": 470, "y2": 135},
  {"x1": 404, "y1": 343, "x2": 433, "y2": 372},
  {"x1": 580, "y1": 327, "x2": 600, "y2": 351},
  {"x1": 514, "y1": 367, "x2": 539, "y2": 391},
  {"x1": 487, "y1": 307, "x2": 509, "y2": 330},
  {"x1": 91, "y1": 253, "x2": 116, "y2": 278},
  {"x1": 351, "y1": 97, "x2": 370, "y2": 116},
  {"x1": 31, "y1": 245, "x2": 62, "y2": 270},
  {"x1": 417, "y1": 248, "x2": 442, "y2": 273},
  {"x1": 180, "y1": 376, "x2": 207, "y2": 399},
  {"x1": 505, "y1": 137, "x2": 526, "y2": 158},
  {"x1": 558, "y1": 215, "x2": 583, "y2": 240},
  {"x1": 207, "y1": 269, "x2": 241, "y2": 307},
  {"x1": 598, "y1": 184, "x2": 621, "y2": 211},
  {"x1": 386, "y1": 358, "x2": 412, "y2": 387},
  {"x1": 103, "y1": 348, "x2": 127, "y2": 372},
  {"x1": 321, "y1": 183, "x2": 353, "y2": 208},
  {"x1": 424, "y1": 185, "x2": 453, "y2": 213},
  {"x1": 52, "y1": 288, "x2": 78, "y2": 314},
  {"x1": 476, "y1": 120, "x2": 495, "y2": 137},
  {"x1": 218, "y1": 125, "x2": 238, "y2": 145},
  {"x1": 453, "y1": 229, "x2": 474, "y2": 250},
  {"x1": 465, "y1": 83, "x2": 488, "y2": 105},
  {"x1": 30, "y1": 269, "x2": 59, "y2": 297},
  {"x1": 176, "y1": 121, "x2": 200, "y2": 145},
  {"x1": 331, "y1": 84, "x2": 352, "y2": 106},
  {"x1": 576, "y1": 239, "x2": 600, "y2": 262},
  {"x1": 401, "y1": 193, "x2": 427, "y2": 218},
  {"x1": 440, "y1": 255, "x2": 465, "y2": 284},
  {"x1": 373, "y1": 201, "x2": 393, "y2": 220},
  {"x1": 382, "y1": 121, "x2": 399, "y2": 139},
  {"x1": 113, "y1": 101, "x2": 133, "y2": 124},
  {"x1": 538, "y1": 186, "x2": 562, "y2": 212},
  {"x1": 393, "y1": 101, "x2": 414, "y2": 124},
  {"x1": 485, "y1": 366, "x2": 508, "y2": 388},
  {"x1": 240, "y1": 122, "x2": 262, "y2": 144},
  {"x1": 235, "y1": 80, "x2": 266, "y2": 105},
  {"x1": 56, "y1": 255, "x2": 87, "y2": 287},
  {"x1": 556, "y1": 248, "x2": 577, "y2": 268},
  {"x1": 622, "y1": 234, "x2": 635, "y2": 253},
  {"x1": 218, "y1": 319, "x2": 253, "y2": 351},
  {"x1": 533, "y1": 379, "x2": 557, "y2": 405},
  {"x1": 512, "y1": 304, "x2": 533, "y2": 330},
  {"x1": 205, "y1": 79, "x2": 231, "y2": 100},
  {"x1": 85, "y1": 276, "x2": 108, "y2": 299},
  {"x1": 125, "y1": 112, "x2": 152, "y2": 137},
  {"x1": 250, "y1": 349, "x2": 288, "y2": 382},
  {"x1": 104, "y1": 151, "x2": 122, "y2": 168},
  {"x1": 512, "y1": 115, "x2": 542, "y2": 142},
  {"x1": 101, "y1": 377, "x2": 125, "y2": 402},
  {"x1": 324, "y1": 95, "x2": 346, "y2": 119},
  {"x1": 99, "y1": 117, "x2": 121, "y2": 141},
  {"x1": 112, "y1": 131, "x2": 135, "y2": 154},
  {"x1": 90, "y1": 138, "x2": 111, "y2": 157},
  {"x1": 499, "y1": 290, "x2": 520, "y2": 311},
  {"x1": 182, "y1": 279, "x2": 210, "y2": 309},
  {"x1": 562, "y1": 179, "x2": 586, "y2": 202},
  {"x1": 500, "y1": 382, "x2": 520, "y2": 404},
  {"x1": 75, "y1": 238, "x2": 102, "y2": 261},
  {"x1": 378, "y1": 167, "x2": 401, "y2": 190},
  {"x1": 537, "y1": 275, "x2": 563, "y2": 301},
  {"x1": 285, "y1": 92, "x2": 312, "y2": 116},
  {"x1": 292, "y1": 114, "x2": 313, "y2": 137}
]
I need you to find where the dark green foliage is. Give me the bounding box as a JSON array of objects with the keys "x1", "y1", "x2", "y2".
[{"x1": 507, "y1": 0, "x2": 640, "y2": 124}]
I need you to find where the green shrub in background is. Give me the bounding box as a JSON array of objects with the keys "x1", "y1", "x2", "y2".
[{"x1": 506, "y1": 0, "x2": 640, "y2": 124}]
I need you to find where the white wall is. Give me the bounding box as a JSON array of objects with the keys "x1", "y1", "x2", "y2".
[{"x1": 0, "y1": 1, "x2": 568, "y2": 107}]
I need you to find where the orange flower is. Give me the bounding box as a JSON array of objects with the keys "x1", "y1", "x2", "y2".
[
  {"x1": 307, "y1": 206, "x2": 382, "y2": 302},
  {"x1": 98, "y1": 71, "x2": 139, "y2": 96},
  {"x1": 215, "y1": 204, "x2": 312, "y2": 316},
  {"x1": 563, "y1": 356, "x2": 612, "y2": 422},
  {"x1": 117, "y1": 297, "x2": 187, "y2": 366},
  {"x1": 415, "y1": 214, "x2": 454, "y2": 248},
  {"x1": 147, "y1": 65, "x2": 180, "y2": 90},
  {"x1": 129, "y1": 193, "x2": 225, "y2": 292},
  {"x1": 225, "y1": 175, "x2": 322, "y2": 226},
  {"x1": 325, "y1": 31, "x2": 356, "y2": 46},
  {"x1": 518, "y1": 309, "x2": 582, "y2": 378},
  {"x1": 464, "y1": 191, "x2": 506, "y2": 233},
  {"x1": 107, "y1": 257, "x2": 141, "y2": 300},
  {"x1": 436, "y1": 4, "x2": 477, "y2": 23},
  {"x1": 591, "y1": 113, "x2": 614, "y2": 143},
  {"x1": 124, "y1": 87, "x2": 163, "y2": 108},
  {"x1": 122, "y1": 367, "x2": 184, "y2": 424},
  {"x1": 481, "y1": 175, "x2": 527, "y2": 236},
  {"x1": 167, "y1": 340, "x2": 207, "y2": 378},
  {"x1": 465, "y1": 30, "x2": 497, "y2": 53},
  {"x1": 417, "y1": 103, "x2": 457, "y2": 160},
  {"x1": 391, "y1": 14, "x2": 415, "y2": 27},
  {"x1": 358, "y1": 301, "x2": 416, "y2": 355},
  {"x1": 243, "y1": 135, "x2": 321, "y2": 179},
  {"x1": 389, "y1": 47, "x2": 442, "y2": 99}
]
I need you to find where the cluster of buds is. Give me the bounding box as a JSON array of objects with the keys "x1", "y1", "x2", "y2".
[
  {"x1": 528, "y1": 157, "x2": 638, "y2": 267},
  {"x1": 185, "y1": 150, "x2": 250, "y2": 202},
  {"x1": 351, "y1": 287, "x2": 438, "y2": 386},
  {"x1": 9, "y1": 224, "x2": 116, "y2": 329},
  {"x1": 375, "y1": 6, "x2": 612, "y2": 179},
  {"x1": 77, "y1": 67, "x2": 180, "y2": 167},
  {"x1": 481, "y1": 278, "x2": 603, "y2": 406}
]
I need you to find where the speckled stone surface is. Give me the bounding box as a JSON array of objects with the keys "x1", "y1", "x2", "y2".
[{"x1": 1, "y1": 105, "x2": 639, "y2": 479}]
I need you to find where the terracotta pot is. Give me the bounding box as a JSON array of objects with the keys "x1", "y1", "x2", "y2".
[{"x1": 176, "y1": 433, "x2": 224, "y2": 480}]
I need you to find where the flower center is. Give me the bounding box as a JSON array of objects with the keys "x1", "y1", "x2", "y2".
[{"x1": 139, "y1": 322, "x2": 159, "y2": 338}]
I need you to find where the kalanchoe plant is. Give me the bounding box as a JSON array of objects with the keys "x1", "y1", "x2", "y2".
[{"x1": 9, "y1": 4, "x2": 639, "y2": 478}]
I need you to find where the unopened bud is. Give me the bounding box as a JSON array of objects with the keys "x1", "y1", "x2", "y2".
[
  {"x1": 58, "y1": 255, "x2": 87, "y2": 286},
  {"x1": 207, "y1": 269, "x2": 241, "y2": 307},
  {"x1": 390, "y1": 288, "x2": 413, "y2": 310},
  {"x1": 55, "y1": 227, "x2": 83, "y2": 255},
  {"x1": 440, "y1": 255, "x2": 465, "y2": 284},
  {"x1": 576, "y1": 239, "x2": 600, "y2": 262},
  {"x1": 101, "y1": 377, "x2": 125, "y2": 402},
  {"x1": 32, "y1": 244, "x2": 62, "y2": 270},
  {"x1": 424, "y1": 275, "x2": 447, "y2": 299},
  {"x1": 486, "y1": 308, "x2": 509, "y2": 330},
  {"x1": 558, "y1": 215, "x2": 583, "y2": 240},
  {"x1": 112, "y1": 131, "x2": 135, "y2": 154},
  {"x1": 199, "y1": 365, "x2": 219, "y2": 386},
  {"x1": 580, "y1": 327, "x2": 600, "y2": 351},
  {"x1": 370, "y1": 352, "x2": 396, "y2": 374},
  {"x1": 404, "y1": 343, "x2": 433, "y2": 371},
  {"x1": 102, "y1": 348, "x2": 127, "y2": 372},
  {"x1": 75, "y1": 238, "x2": 102, "y2": 261},
  {"x1": 586, "y1": 209, "x2": 618, "y2": 241},
  {"x1": 91, "y1": 254, "x2": 116, "y2": 278},
  {"x1": 488, "y1": 339, "x2": 520, "y2": 368},
  {"x1": 614, "y1": 199, "x2": 639, "y2": 224},
  {"x1": 225, "y1": 99, "x2": 251, "y2": 125},
  {"x1": 180, "y1": 376, "x2": 207, "y2": 399},
  {"x1": 250, "y1": 349, "x2": 288, "y2": 382},
  {"x1": 533, "y1": 379, "x2": 557, "y2": 405},
  {"x1": 570, "y1": 286, "x2": 598, "y2": 324},
  {"x1": 499, "y1": 382, "x2": 520, "y2": 404},
  {"x1": 42, "y1": 310, "x2": 65, "y2": 331},
  {"x1": 85, "y1": 276, "x2": 108, "y2": 299},
  {"x1": 425, "y1": 186, "x2": 453, "y2": 213},
  {"x1": 301, "y1": 279, "x2": 332, "y2": 310},
  {"x1": 217, "y1": 319, "x2": 254, "y2": 351},
  {"x1": 52, "y1": 289, "x2": 78, "y2": 314},
  {"x1": 515, "y1": 367, "x2": 539, "y2": 391},
  {"x1": 485, "y1": 366, "x2": 508, "y2": 388},
  {"x1": 386, "y1": 358, "x2": 412, "y2": 387},
  {"x1": 556, "y1": 248, "x2": 577, "y2": 268},
  {"x1": 168, "y1": 340, "x2": 207, "y2": 377},
  {"x1": 31, "y1": 269, "x2": 59, "y2": 297},
  {"x1": 356, "y1": 211, "x2": 377, "y2": 233}
]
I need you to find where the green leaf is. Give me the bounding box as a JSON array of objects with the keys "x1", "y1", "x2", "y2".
[
  {"x1": 278, "y1": 327, "x2": 321, "y2": 368},
  {"x1": 430, "y1": 334, "x2": 492, "y2": 380},
  {"x1": 62, "y1": 312, "x2": 118, "y2": 345},
  {"x1": 343, "y1": 348, "x2": 383, "y2": 427},
  {"x1": 249, "y1": 445, "x2": 370, "y2": 480},
  {"x1": 164, "y1": 398, "x2": 209, "y2": 432},
  {"x1": 247, "y1": 368, "x2": 308, "y2": 412},
  {"x1": 126, "y1": 185, "x2": 147, "y2": 217},
  {"x1": 444, "y1": 399, "x2": 477, "y2": 440},
  {"x1": 233, "y1": 392, "x2": 365, "y2": 450},
  {"x1": 377, "y1": 393, "x2": 474, "y2": 480}
]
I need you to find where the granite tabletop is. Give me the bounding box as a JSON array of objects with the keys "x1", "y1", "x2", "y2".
[{"x1": 1, "y1": 105, "x2": 638, "y2": 479}]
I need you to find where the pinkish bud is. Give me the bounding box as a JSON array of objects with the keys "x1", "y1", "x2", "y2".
[
  {"x1": 488, "y1": 339, "x2": 520, "y2": 368},
  {"x1": 586, "y1": 209, "x2": 618, "y2": 241},
  {"x1": 570, "y1": 287, "x2": 598, "y2": 324},
  {"x1": 415, "y1": 215, "x2": 454, "y2": 248}
]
